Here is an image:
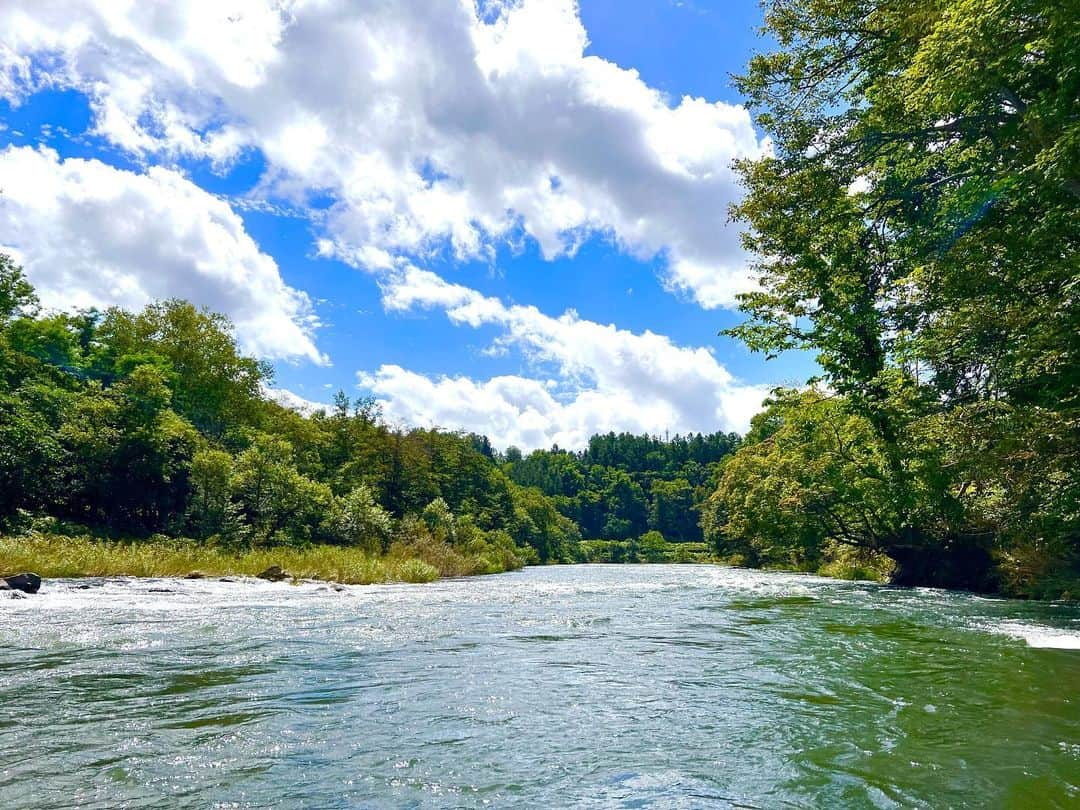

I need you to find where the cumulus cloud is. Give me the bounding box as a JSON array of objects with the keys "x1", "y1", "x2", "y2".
[
  {"x1": 359, "y1": 266, "x2": 769, "y2": 450},
  {"x1": 264, "y1": 386, "x2": 329, "y2": 415},
  {"x1": 1, "y1": 0, "x2": 765, "y2": 308},
  {"x1": 0, "y1": 145, "x2": 324, "y2": 363}
]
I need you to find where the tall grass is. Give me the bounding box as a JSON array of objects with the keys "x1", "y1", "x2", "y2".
[{"x1": 0, "y1": 533, "x2": 522, "y2": 584}]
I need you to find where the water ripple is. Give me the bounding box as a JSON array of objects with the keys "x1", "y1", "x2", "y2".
[{"x1": 1, "y1": 565, "x2": 1078, "y2": 807}]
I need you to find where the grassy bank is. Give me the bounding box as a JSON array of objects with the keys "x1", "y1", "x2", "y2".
[
  {"x1": 15, "y1": 534, "x2": 1033, "y2": 593},
  {"x1": 568, "y1": 536, "x2": 897, "y2": 585},
  {"x1": 0, "y1": 533, "x2": 526, "y2": 585}
]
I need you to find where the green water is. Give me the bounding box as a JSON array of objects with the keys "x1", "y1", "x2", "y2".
[{"x1": 1, "y1": 565, "x2": 1078, "y2": 808}]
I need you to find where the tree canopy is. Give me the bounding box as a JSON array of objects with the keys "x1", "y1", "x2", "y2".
[
  {"x1": 712, "y1": 0, "x2": 1079, "y2": 596},
  {"x1": 0, "y1": 258, "x2": 583, "y2": 567},
  {"x1": 1, "y1": 257, "x2": 734, "y2": 570},
  {"x1": 503, "y1": 431, "x2": 739, "y2": 544}
]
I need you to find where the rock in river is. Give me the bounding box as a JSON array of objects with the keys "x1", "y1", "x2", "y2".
[
  {"x1": 3, "y1": 573, "x2": 42, "y2": 594},
  {"x1": 257, "y1": 566, "x2": 289, "y2": 582}
]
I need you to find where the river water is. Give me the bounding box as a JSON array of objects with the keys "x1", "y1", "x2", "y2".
[{"x1": 1, "y1": 565, "x2": 1078, "y2": 808}]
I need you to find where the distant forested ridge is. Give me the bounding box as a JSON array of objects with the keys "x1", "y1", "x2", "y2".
[
  {"x1": 706, "y1": 0, "x2": 1079, "y2": 597},
  {"x1": 502, "y1": 431, "x2": 738, "y2": 545}
]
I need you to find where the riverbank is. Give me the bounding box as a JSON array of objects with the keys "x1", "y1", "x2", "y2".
[
  {"x1": 0, "y1": 533, "x2": 525, "y2": 586},
  {"x1": 5, "y1": 533, "x2": 1074, "y2": 601},
  {"x1": 1, "y1": 533, "x2": 893, "y2": 593}
]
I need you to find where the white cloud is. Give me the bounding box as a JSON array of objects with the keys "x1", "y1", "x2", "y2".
[
  {"x1": 0, "y1": 145, "x2": 324, "y2": 363},
  {"x1": 1, "y1": 0, "x2": 765, "y2": 308},
  {"x1": 359, "y1": 266, "x2": 769, "y2": 450},
  {"x1": 264, "y1": 386, "x2": 329, "y2": 415}
]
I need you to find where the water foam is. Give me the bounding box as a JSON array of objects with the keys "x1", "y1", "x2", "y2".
[{"x1": 994, "y1": 620, "x2": 1080, "y2": 650}]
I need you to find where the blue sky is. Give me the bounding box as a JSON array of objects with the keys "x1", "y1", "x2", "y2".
[{"x1": 0, "y1": 0, "x2": 810, "y2": 450}]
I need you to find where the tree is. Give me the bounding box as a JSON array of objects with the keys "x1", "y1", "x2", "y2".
[
  {"x1": 188, "y1": 448, "x2": 236, "y2": 539},
  {"x1": 0, "y1": 253, "x2": 580, "y2": 571},
  {"x1": 421, "y1": 497, "x2": 456, "y2": 543},
  {"x1": 733, "y1": 0, "x2": 1079, "y2": 432},
  {"x1": 711, "y1": 389, "x2": 997, "y2": 588},
  {"x1": 96, "y1": 301, "x2": 270, "y2": 436},
  {"x1": 599, "y1": 469, "x2": 648, "y2": 540},
  {"x1": 230, "y1": 435, "x2": 333, "y2": 544},
  {"x1": 710, "y1": 391, "x2": 894, "y2": 566},
  {"x1": 107, "y1": 364, "x2": 199, "y2": 532},
  {"x1": 509, "y1": 485, "x2": 580, "y2": 563},
  {"x1": 723, "y1": 0, "x2": 1080, "y2": 589},
  {"x1": 639, "y1": 530, "x2": 669, "y2": 563},
  {"x1": 649, "y1": 478, "x2": 696, "y2": 542},
  {"x1": 51, "y1": 364, "x2": 198, "y2": 533},
  {"x1": 504, "y1": 431, "x2": 737, "y2": 543},
  {"x1": 0, "y1": 385, "x2": 64, "y2": 521},
  {"x1": 0, "y1": 253, "x2": 36, "y2": 325},
  {"x1": 333, "y1": 484, "x2": 393, "y2": 553}
]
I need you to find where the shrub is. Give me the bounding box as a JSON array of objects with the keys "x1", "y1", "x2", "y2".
[
  {"x1": 395, "y1": 559, "x2": 440, "y2": 583},
  {"x1": 639, "y1": 530, "x2": 669, "y2": 563},
  {"x1": 331, "y1": 484, "x2": 393, "y2": 553}
]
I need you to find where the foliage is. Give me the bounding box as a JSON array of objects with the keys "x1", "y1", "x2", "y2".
[
  {"x1": 572, "y1": 536, "x2": 717, "y2": 565},
  {"x1": 0, "y1": 251, "x2": 752, "y2": 575},
  {"x1": 718, "y1": 0, "x2": 1079, "y2": 595},
  {"x1": 393, "y1": 559, "x2": 441, "y2": 584},
  {"x1": 638, "y1": 530, "x2": 669, "y2": 563},
  {"x1": 503, "y1": 431, "x2": 739, "y2": 544},
  {"x1": 0, "y1": 256, "x2": 566, "y2": 571},
  {"x1": 0, "y1": 253, "x2": 37, "y2": 323},
  {"x1": 332, "y1": 484, "x2": 393, "y2": 553},
  {"x1": 420, "y1": 497, "x2": 456, "y2": 543},
  {"x1": 816, "y1": 540, "x2": 896, "y2": 584},
  {"x1": 187, "y1": 448, "x2": 237, "y2": 540},
  {"x1": 506, "y1": 485, "x2": 581, "y2": 563},
  {"x1": 708, "y1": 390, "x2": 914, "y2": 566}
]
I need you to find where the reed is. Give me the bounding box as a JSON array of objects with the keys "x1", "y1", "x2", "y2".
[{"x1": 0, "y1": 533, "x2": 520, "y2": 584}]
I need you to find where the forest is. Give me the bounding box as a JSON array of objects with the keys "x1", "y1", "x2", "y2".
[
  {"x1": 0, "y1": 257, "x2": 735, "y2": 578},
  {"x1": 0, "y1": 261, "x2": 582, "y2": 580},
  {"x1": 503, "y1": 432, "x2": 738, "y2": 563}
]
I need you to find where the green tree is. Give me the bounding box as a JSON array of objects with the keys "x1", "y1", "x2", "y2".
[
  {"x1": 599, "y1": 469, "x2": 648, "y2": 540},
  {"x1": 0, "y1": 385, "x2": 64, "y2": 521},
  {"x1": 55, "y1": 365, "x2": 198, "y2": 533},
  {"x1": 724, "y1": 0, "x2": 1079, "y2": 589},
  {"x1": 509, "y1": 485, "x2": 580, "y2": 562},
  {"x1": 96, "y1": 301, "x2": 270, "y2": 436},
  {"x1": 0, "y1": 254, "x2": 36, "y2": 325},
  {"x1": 332, "y1": 484, "x2": 393, "y2": 553},
  {"x1": 648, "y1": 478, "x2": 696, "y2": 542},
  {"x1": 420, "y1": 497, "x2": 456, "y2": 543},
  {"x1": 230, "y1": 435, "x2": 333, "y2": 544},
  {"x1": 0, "y1": 252, "x2": 581, "y2": 572},
  {"x1": 188, "y1": 448, "x2": 236, "y2": 539},
  {"x1": 639, "y1": 530, "x2": 669, "y2": 563}
]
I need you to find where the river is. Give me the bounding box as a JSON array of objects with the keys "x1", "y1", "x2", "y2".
[{"x1": 1, "y1": 565, "x2": 1078, "y2": 808}]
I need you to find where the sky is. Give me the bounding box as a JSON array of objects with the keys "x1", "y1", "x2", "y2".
[{"x1": 0, "y1": 0, "x2": 812, "y2": 451}]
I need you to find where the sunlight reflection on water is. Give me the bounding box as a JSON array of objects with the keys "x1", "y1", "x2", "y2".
[{"x1": 1, "y1": 565, "x2": 1078, "y2": 808}]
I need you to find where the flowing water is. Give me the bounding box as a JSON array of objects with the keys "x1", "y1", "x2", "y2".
[{"x1": 1, "y1": 565, "x2": 1078, "y2": 808}]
